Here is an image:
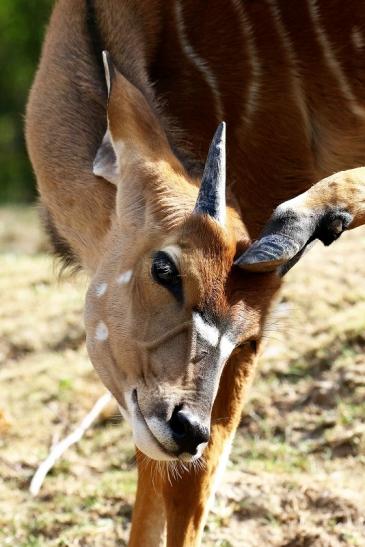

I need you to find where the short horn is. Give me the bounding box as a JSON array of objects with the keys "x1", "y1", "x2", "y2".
[
  {"x1": 235, "y1": 201, "x2": 353, "y2": 275},
  {"x1": 194, "y1": 122, "x2": 226, "y2": 225},
  {"x1": 235, "y1": 234, "x2": 302, "y2": 272}
]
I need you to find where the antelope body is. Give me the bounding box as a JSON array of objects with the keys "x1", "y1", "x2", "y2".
[{"x1": 26, "y1": 1, "x2": 365, "y2": 545}]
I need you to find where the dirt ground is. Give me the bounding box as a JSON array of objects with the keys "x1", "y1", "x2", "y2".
[{"x1": 0, "y1": 206, "x2": 364, "y2": 546}]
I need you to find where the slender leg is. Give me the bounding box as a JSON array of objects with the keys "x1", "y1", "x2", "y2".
[
  {"x1": 129, "y1": 452, "x2": 167, "y2": 547},
  {"x1": 161, "y1": 350, "x2": 256, "y2": 547}
]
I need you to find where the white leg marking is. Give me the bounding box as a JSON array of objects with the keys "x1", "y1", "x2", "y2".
[
  {"x1": 95, "y1": 320, "x2": 109, "y2": 342},
  {"x1": 193, "y1": 313, "x2": 220, "y2": 347},
  {"x1": 174, "y1": 0, "x2": 224, "y2": 122},
  {"x1": 308, "y1": 0, "x2": 365, "y2": 118},
  {"x1": 96, "y1": 282, "x2": 108, "y2": 298},
  {"x1": 117, "y1": 270, "x2": 133, "y2": 285},
  {"x1": 230, "y1": 0, "x2": 262, "y2": 125}
]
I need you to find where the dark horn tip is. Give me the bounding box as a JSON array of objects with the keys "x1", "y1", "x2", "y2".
[
  {"x1": 213, "y1": 121, "x2": 226, "y2": 147},
  {"x1": 193, "y1": 121, "x2": 227, "y2": 225}
]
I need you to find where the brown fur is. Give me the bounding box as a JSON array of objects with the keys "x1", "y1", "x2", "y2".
[{"x1": 26, "y1": 1, "x2": 365, "y2": 545}]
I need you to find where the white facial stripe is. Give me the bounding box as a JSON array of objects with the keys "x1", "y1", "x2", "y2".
[
  {"x1": 96, "y1": 282, "x2": 108, "y2": 297},
  {"x1": 193, "y1": 313, "x2": 220, "y2": 347},
  {"x1": 219, "y1": 335, "x2": 236, "y2": 361},
  {"x1": 161, "y1": 245, "x2": 181, "y2": 267},
  {"x1": 117, "y1": 270, "x2": 133, "y2": 285},
  {"x1": 95, "y1": 320, "x2": 109, "y2": 341}
]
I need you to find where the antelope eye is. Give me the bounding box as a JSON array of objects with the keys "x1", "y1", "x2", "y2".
[{"x1": 151, "y1": 251, "x2": 182, "y2": 301}]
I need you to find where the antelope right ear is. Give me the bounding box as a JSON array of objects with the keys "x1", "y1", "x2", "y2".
[
  {"x1": 93, "y1": 51, "x2": 173, "y2": 186},
  {"x1": 93, "y1": 127, "x2": 119, "y2": 185},
  {"x1": 235, "y1": 201, "x2": 352, "y2": 275},
  {"x1": 93, "y1": 52, "x2": 119, "y2": 184}
]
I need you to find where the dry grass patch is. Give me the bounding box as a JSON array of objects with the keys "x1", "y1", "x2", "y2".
[{"x1": 1, "y1": 207, "x2": 365, "y2": 546}]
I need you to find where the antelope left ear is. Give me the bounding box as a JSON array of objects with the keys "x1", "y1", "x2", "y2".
[{"x1": 235, "y1": 204, "x2": 352, "y2": 275}]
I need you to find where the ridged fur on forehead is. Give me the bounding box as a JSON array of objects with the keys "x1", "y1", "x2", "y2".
[
  {"x1": 181, "y1": 212, "x2": 237, "y2": 251},
  {"x1": 177, "y1": 214, "x2": 237, "y2": 312}
]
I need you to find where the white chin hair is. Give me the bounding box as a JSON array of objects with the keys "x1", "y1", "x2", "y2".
[
  {"x1": 132, "y1": 415, "x2": 176, "y2": 461},
  {"x1": 124, "y1": 392, "x2": 176, "y2": 462}
]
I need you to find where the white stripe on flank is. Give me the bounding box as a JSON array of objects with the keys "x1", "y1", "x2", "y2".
[
  {"x1": 230, "y1": 0, "x2": 261, "y2": 125},
  {"x1": 352, "y1": 26, "x2": 364, "y2": 51},
  {"x1": 193, "y1": 313, "x2": 220, "y2": 347},
  {"x1": 308, "y1": 0, "x2": 365, "y2": 118},
  {"x1": 174, "y1": 0, "x2": 224, "y2": 123},
  {"x1": 266, "y1": 0, "x2": 310, "y2": 139}
]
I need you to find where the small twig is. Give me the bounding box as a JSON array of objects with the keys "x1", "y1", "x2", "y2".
[{"x1": 30, "y1": 391, "x2": 112, "y2": 496}]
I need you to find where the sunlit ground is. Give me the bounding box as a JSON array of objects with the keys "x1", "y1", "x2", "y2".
[{"x1": 1, "y1": 206, "x2": 365, "y2": 546}]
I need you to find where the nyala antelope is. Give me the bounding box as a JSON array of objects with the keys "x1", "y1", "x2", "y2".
[{"x1": 26, "y1": 0, "x2": 365, "y2": 545}]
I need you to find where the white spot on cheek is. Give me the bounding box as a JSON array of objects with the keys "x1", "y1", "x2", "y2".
[
  {"x1": 219, "y1": 335, "x2": 235, "y2": 361},
  {"x1": 193, "y1": 313, "x2": 220, "y2": 347},
  {"x1": 95, "y1": 320, "x2": 109, "y2": 341},
  {"x1": 117, "y1": 270, "x2": 133, "y2": 285},
  {"x1": 96, "y1": 282, "x2": 108, "y2": 297}
]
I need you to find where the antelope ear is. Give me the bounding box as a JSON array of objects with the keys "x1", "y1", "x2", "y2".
[
  {"x1": 93, "y1": 52, "x2": 119, "y2": 184},
  {"x1": 93, "y1": 51, "x2": 171, "y2": 185},
  {"x1": 235, "y1": 200, "x2": 352, "y2": 275},
  {"x1": 93, "y1": 129, "x2": 119, "y2": 184}
]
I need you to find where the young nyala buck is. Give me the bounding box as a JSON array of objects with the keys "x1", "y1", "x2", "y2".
[{"x1": 26, "y1": 1, "x2": 365, "y2": 545}]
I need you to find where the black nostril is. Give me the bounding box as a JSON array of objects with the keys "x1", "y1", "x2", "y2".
[
  {"x1": 169, "y1": 406, "x2": 186, "y2": 439},
  {"x1": 168, "y1": 407, "x2": 210, "y2": 455}
]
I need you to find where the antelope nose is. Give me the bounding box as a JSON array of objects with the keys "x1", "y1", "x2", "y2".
[{"x1": 168, "y1": 407, "x2": 210, "y2": 455}]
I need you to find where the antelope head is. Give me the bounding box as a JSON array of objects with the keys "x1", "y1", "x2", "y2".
[{"x1": 85, "y1": 53, "x2": 280, "y2": 462}]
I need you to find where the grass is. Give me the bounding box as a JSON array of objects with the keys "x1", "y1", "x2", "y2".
[{"x1": 1, "y1": 206, "x2": 365, "y2": 546}]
